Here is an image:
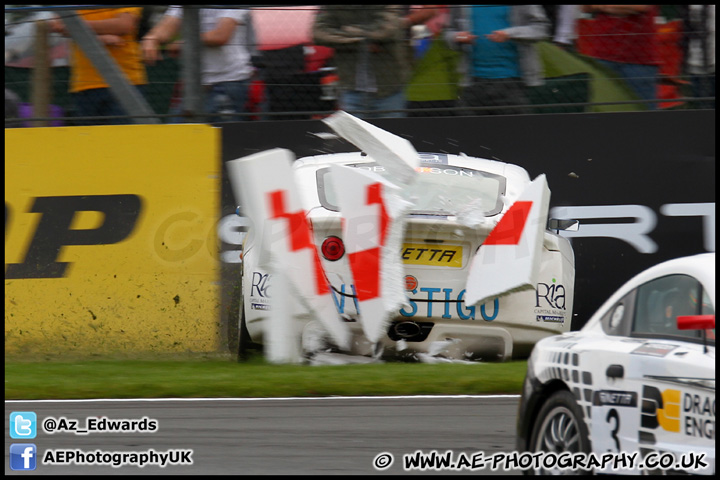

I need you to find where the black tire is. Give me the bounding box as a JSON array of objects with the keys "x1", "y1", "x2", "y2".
[
  {"x1": 237, "y1": 307, "x2": 253, "y2": 361},
  {"x1": 527, "y1": 390, "x2": 591, "y2": 475},
  {"x1": 237, "y1": 301, "x2": 262, "y2": 361}
]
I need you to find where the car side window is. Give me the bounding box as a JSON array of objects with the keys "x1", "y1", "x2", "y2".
[
  {"x1": 631, "y1": 274, "x2": 710, "y2": 341},
  {"x1": 600, "y1": 291, "x2": 635, "y2": 337},
  {"x1": 700, "y1": 289, "x2": 715, "y2": 316}
]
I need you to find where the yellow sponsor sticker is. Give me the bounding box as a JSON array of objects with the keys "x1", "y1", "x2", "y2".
[
  {"x1": 401, "y1": 243, "x2": 463, "y2": 267},
  {"x1": 658, "y1": 389, "x2": 682, "y2": 433}
]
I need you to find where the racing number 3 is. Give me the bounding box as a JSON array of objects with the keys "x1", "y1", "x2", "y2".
[{"x1": 606, "y1": 408, "x2": 621, "y2": 452}]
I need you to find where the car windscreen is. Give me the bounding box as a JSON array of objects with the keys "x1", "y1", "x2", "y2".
[{"x1": 316, "y1": 162, "x2": 507, "y2": 217}]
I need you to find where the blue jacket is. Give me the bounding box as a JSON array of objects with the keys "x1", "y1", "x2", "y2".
[{"x1": 444, "y1": 5, "x2": 550, "y2": 87}]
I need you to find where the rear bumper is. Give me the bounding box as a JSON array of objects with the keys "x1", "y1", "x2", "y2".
[{"x1": 347, "y1": 320, "x2": 516, "y2": 361}]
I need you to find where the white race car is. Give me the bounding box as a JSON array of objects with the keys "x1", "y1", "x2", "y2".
[
  {"x1": 236, "y1": 141, "x2": 576, "y2": 362},
  {"x1": 516, "y1": 252, "x2": 715, "y2": 475}
]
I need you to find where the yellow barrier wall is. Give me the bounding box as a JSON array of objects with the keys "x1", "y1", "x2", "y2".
[{"x1": 5, "y1": 124, "x2": 221, "y2": 355}]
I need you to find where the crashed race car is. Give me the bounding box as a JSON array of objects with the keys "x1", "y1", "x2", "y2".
[{"x1": 228, "y1": 112, "x2": 576, "y2": 363}]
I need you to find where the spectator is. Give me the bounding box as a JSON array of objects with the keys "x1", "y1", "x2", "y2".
[
  {"x1": 404, "y1": 6, "x2": 462, "y2": 117},
  {"x1": 48, "y1": 8, "x2": 148, "y2": 125},
  {"x1": 543, "y1": 5, "x2": 581, "y2": 52},
  {"x1": 402, "y1": 5, "x2": 441, "y2": 62},
  {"x1": 580, "y1": 5, "x2": 661, "y2": 110},
  {"x1": 679, "y1": 5, "x2": 715, "y2": 109},
  {"x1": 444, "y1": 5, "x2": 550, "y2": 116},
  {"x1": 141, "y1": 6, "x2": 255, "y2": 122},
  {"x1": 312, "y1": 5, "x2": 411, "y2": 119}
]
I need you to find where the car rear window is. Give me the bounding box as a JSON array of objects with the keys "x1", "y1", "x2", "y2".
[{"x1": 316, "y1": 162, "x2": 507, "y2": 217}]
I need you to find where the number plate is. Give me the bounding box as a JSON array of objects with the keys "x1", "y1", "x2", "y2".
[{"x1": 401, "y1": 243, "x2": 463, "y2": 267}]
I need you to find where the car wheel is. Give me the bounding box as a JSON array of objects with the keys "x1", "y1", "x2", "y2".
[{"x1": 528, "y1": 390, "x2": 591, "y2": 475}]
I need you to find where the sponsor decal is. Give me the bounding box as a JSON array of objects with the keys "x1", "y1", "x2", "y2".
[
  {"x1": 251, "y1": 274, "x2": 502, "y2": 321},
  {"x1": 642, "y1": 386, "x2": 714, "y2": 440},
  {"x1": 416, "y1": 166, "x2": 478, "y2": 177},
  {"x1": 535, "y1": 279, "x2": 567, "y2": 309},
  {"x1": 417, "y1": 153, "x2": 449, "y2": 164},
  {"x1": 593, "y1": 390, "x2": 638, "y2": 407},
  {"x1": 405, "y1": 275, "x2": 418, "y2": 291},
  {"x1": 399, "y1": 287, "x2": 499, "y2": 321},
  {"x1": 632, "y1": 343, "x2": 677, "y2": 357},
  {"x1": 401, "y1": 244, "x2": 462, "y2": 267},
  {"x1": 249, "y1": 272, "x2": 272, "y2": 310},
  {"x1": 5, "y1": 195, "x2": 142, "y2": 279},
  {"x1": 353, "y1": 163, "x2": 479, "y2": 178},
  {"x1": 683, "y1": 392, "x2": 715, "y2": 440},
  {"x1": 331, "y1": 284, "x2": 359, "y2": 314},
  {"x1": 534, "y1": 279, "x2": 568, "y2": 323},
  {"x1": 251, "y1": 272, "x2": 271, "y2": 298}
]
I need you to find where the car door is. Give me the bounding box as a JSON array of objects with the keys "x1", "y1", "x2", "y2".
[{"x1": 587, "y1": 289, "x2": 646, "y2": 473}]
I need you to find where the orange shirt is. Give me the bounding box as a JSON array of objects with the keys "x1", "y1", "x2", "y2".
[{"x1": 70, "y1": 8, "x2": 147, "y2": 93}]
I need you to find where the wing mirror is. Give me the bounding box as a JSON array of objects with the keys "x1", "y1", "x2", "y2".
[
  {"x1": 547, "y1": 218, "x2": 579, "y2": 233},
  {"x1": 677, "y1": 314, "x2": 715, "y2": 353},
  {"x1": 677, "y1": 314, "x2": 715, "y2": 331}
]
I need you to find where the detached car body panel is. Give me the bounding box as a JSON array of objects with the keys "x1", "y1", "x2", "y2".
[
  {"x1": 516, "y1": 253, "x2": 715, "y2": 475},
  {"x1": 240, "y1": 151, "x2": 575, "y2": 361}
]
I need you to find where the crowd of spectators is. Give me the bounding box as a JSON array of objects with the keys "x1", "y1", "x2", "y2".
[{"x1": 4, "y1": 5, "x2": 716, "y2": 126}]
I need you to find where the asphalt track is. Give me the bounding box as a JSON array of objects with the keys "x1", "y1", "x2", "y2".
[{"x1": 6, "y1": 395, "x2": 522, "y2": 475}]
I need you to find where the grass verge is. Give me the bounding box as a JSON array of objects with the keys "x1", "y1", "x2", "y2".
[{"x1": 5, "y1": 353, "x2": 527, "y2": 400}]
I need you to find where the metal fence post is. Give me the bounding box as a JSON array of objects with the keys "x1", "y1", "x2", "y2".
[
  {"x1": 181, "y1": 6, "x2": 203, "y2": 122},
  {"x1": 31, "y1": 20, "x2": 51, "y2": 127}
]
